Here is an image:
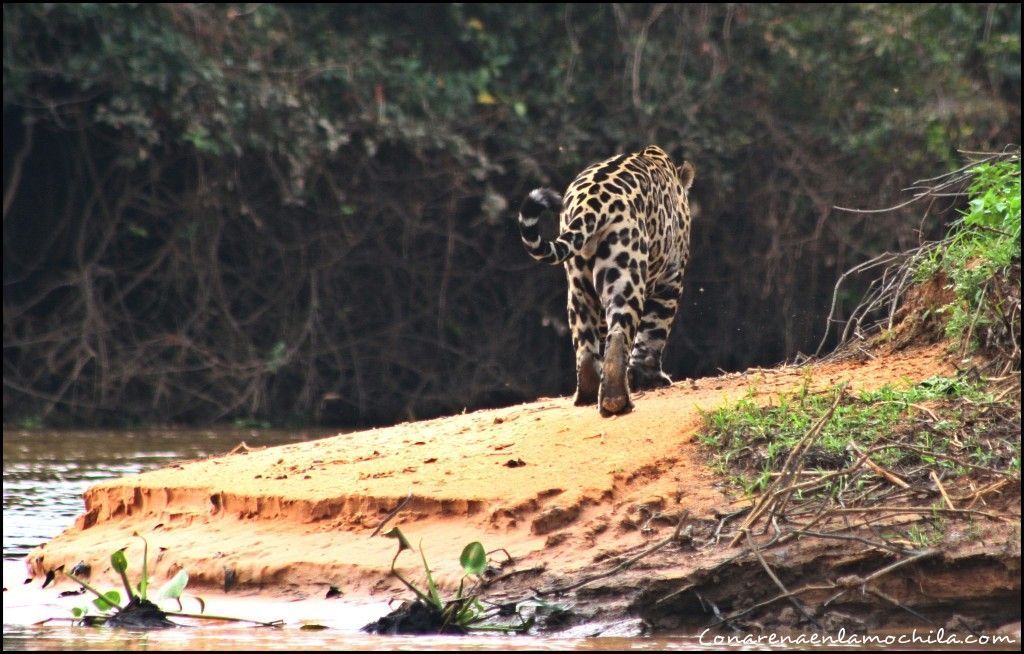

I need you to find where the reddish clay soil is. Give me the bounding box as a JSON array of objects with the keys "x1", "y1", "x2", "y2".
[{"x1": 25, "y1": 343, "x2": 962, "y2": 604}]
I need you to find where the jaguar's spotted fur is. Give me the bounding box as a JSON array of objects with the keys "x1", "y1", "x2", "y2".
[{"x1": 518, "y1": 145, "x2": 695, "y2": 415}]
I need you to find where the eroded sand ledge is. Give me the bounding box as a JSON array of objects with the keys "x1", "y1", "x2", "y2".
[{"x1": 24, "y1": 343, "x2": 1021, "y2": 634}]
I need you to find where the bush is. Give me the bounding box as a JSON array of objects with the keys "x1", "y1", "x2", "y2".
[{"x1": 3, "y1": 4, "x2": 1020, "y2": 426}]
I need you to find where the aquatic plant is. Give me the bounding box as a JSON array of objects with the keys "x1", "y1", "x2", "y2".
[
  {"x1": 48, "y1": 534, "x2": 281, "y2": 629},
  {"x1": 362, "y1": 527, "x2": 533, "y2": 635}
]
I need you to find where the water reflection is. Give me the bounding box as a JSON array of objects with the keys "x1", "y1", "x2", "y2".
[{"x1": 2, "y1": 428, "x2": 330, "y2": 559}]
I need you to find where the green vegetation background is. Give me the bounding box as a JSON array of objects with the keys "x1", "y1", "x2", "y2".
[{"x1": 2, "y1": 4, "x2": 1020, "y2": 426}]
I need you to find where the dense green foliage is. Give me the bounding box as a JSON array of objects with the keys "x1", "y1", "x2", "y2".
[
  {"x1": 916, "y1": 158, "x2": 1021, "y2": 352},
  {"x1": 3, "y1": 4, "x2": 1020, "y2": 426}
]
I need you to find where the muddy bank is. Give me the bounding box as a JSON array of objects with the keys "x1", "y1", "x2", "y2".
[{"x1": 24, "y1": 343, "x2": 1021, "y2": 637}]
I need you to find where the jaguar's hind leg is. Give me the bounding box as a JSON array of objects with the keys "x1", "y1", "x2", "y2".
[
  {"x1": 595, "y1": 247, "x2": 646, "y2": 416},
  {"x1": 567, "y1": 265, "x2": 603, "y2": 405},
  {"x1": 599, "y1": 329, "x2": 634, "y2": 415},
  {"x1": 575, "y1": 350, "x2": 601, "y2": 405},
  {"x1": 629, "y1": 275, "x2": 683, "y2": 390}
]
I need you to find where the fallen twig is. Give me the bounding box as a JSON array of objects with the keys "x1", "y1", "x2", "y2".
[
  {"x1": 954, "y1": 478, "x2": 1011, "y2": 507},
  {"x1": 929, "y1": 470, "x2": 956, "y2": 510},
  {"x1": 787, "y1": 528, "x2": 906, "y2": 555},
  {"x1": 745, "y1": 532, "x2": 821, "y2": 629},
  {"x1": 370, "y1": 489, "x2": 414, "y2": 538},
  {"x1": 849, "y1": 442, "x2": 910, "y2": 489},
  {"x1": 881, "y1": 442, "x2": 1020, "y2": 480},
  {"x1": 824, "y1": 505, "x2": 1017, "y2": 521},
  {"x1": 728, "y1": 390, "x2": 844, "y2": 547}
]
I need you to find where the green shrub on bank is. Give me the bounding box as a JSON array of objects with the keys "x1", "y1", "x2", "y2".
[{"x1": 917, "y1": 158, "x2": 1021, "y2": 354}]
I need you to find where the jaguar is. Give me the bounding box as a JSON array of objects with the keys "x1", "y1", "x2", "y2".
[{"x1": 517, "y1": 145, "x2": 695, "y2": 415}]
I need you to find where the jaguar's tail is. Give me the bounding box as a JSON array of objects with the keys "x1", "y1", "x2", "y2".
[{"x1": 517, "y1": 187, "x2": 582, "y2": 265}]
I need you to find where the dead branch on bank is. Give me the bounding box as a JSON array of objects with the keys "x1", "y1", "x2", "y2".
[{"x1": 817, "y1": 147, "x2": 1021, "y2": 372}]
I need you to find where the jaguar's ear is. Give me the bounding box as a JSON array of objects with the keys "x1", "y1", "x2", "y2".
[{"x1": 677, "y1": 161, "x2": 696, "y2": 191}]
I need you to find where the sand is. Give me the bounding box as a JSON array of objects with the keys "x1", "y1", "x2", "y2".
[{"x1": 26, "y1": 343, "x2": 954, "y2": 601}]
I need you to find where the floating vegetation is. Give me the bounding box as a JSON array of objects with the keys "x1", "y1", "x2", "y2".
[
  {"x1": 362, "y1": 528, "x2": 533, "y2": 635},
  {"x1": 44, "y1": 534, "x2": 283, "y2": 629}
]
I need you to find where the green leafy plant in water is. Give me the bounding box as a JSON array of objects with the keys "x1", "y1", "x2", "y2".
[
  {"x1": 61, "y1": 535, "x2": 189, "y2": 626},
  {"x1": 56, "y1": 534, "x2": 278, "y2": 628},
  {"x1": 380, "y1": 527, "x2": 532, "y2": 634}
]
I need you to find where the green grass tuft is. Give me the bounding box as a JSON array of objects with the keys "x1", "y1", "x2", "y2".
[{"x1": 698, "y1": 375, "x2": 1016, "y2": 495}]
